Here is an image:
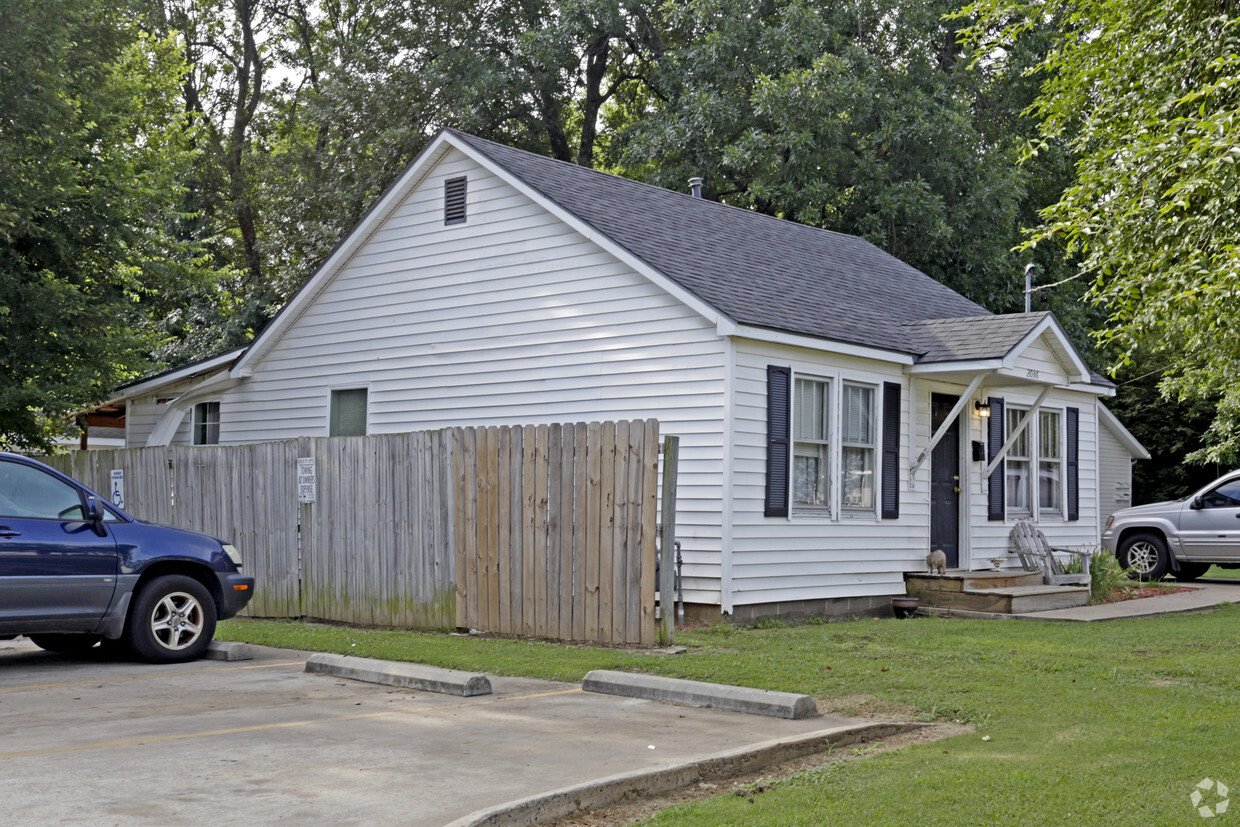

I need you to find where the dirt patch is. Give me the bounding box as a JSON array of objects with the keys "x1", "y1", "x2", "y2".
[
  {"x1": 1096, "y1": 585, "x2": 1192, "y2": 604},
  {"x1": 545, "y1": 721, "x2": 970, "y2": 826}
]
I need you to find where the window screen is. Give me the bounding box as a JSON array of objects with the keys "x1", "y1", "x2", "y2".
[{"x1": 330, "y1": 388, "x2": 368, "y2": 436}]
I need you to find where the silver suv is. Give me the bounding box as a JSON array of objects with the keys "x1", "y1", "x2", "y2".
[{"x1": 1102, "y1": 471, "x2": 1240, "y2": 580}]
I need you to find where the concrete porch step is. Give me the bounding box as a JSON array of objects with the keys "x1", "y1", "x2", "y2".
[
  {"x1": 906, "y1": 571, "x2": 1044, "y2": 593},
  {"x1": 904, "y1": 571, "x2": 1091, "y2": 614}
]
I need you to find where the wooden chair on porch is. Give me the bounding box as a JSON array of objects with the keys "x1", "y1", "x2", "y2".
[{"x1": 1010, "y1": 521, "x2": 1092, "y2": 587}]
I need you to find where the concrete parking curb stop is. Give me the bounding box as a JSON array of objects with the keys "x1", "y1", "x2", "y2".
[
  {"x1": 204, "y1": 641, "x2": 253, "y2": 661},
  {"x1": 445, "y1": 720, "x2": 921, "y2": 827},
  {"x1": 305, "y1": 652, "x2": 492, "y2": 696},
  {"x1": 582, "y1": 670, "x2": 818, "y2": 719}
]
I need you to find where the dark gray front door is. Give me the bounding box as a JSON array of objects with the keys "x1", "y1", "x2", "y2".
[{"x1": 930, "y1": 394, "x2": 961, "y2": 568}]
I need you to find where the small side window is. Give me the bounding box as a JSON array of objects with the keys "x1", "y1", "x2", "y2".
[
  {"x1": 193, "y1": 401, "x2": 221, "y2": 445},
  {"x1": 329, "y1": 388, "x2": 368, "y2": 437}
]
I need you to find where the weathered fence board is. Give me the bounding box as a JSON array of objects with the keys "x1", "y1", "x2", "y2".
[
  {"x1": 42, "y1": 419, "x2": 658, "y2": 645},
  {"x1": 453, "y1": 419, "x2": 659, "y2": 645}
]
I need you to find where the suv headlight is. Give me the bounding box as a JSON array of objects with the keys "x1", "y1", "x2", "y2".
[
  {"x1": 222, "y1": 543, "x2": 244, "y2": 569},
  {"x1": 1104, "y1": 516, "x2": 1115, "y2": 533}
]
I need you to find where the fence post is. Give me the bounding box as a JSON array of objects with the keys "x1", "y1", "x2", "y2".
[{"x1": 658, "y1": 435, "x2": 679, "y2": 646}]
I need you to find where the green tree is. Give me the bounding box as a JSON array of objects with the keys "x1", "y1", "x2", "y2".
[
  {"x1": 960, "y1": 0, "x2": 1240, "y2": 461},
  {"x1": 0, "y1": 0, "x2": 213, "y2": 450},
  {"x1": 608, "y1": 0, "x2": 1074, "y2": 315}
]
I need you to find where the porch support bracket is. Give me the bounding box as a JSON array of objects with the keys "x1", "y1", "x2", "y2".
[
  {"x1": 907, "y1": 374, "x2": 985, "y2": 488},
  {"x1": 983, "y1": 385, "x2": 1053, "y2": 478}
]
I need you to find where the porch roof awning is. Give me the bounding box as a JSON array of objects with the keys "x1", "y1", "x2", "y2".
[{"x1": 901, "y1": 312, "x2": 1112, "y2": 391}]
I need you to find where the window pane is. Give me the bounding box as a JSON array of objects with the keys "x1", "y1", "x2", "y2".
[
  {"x1": 793, "y1": 446, "x2": 829, "y2": 507},
  {"x1": 842, "y1": 384, "x2": 873, "y2": 444},
  {"x1": 1039, "y1": 411, "x2": 1060, "y2": 460},
  {"x1": 1006, "y1": 409, "x2": 1027, "y2": 458},
  {"x1": 794, "y1": 378, "x2": 828, "y2": 440},
  {"x1": 330, "y1": 389, "x2": 368, "y2": 437},
  {"x1": 1039, "y1": 463, "x2": 1061, "y2": 510},
  {"x1": 1006, "y1": 459, "x2": 1030, "y2": 510},
  {"x1": 194, "y1": 401, "x2": 220, "y2": 445},
  {"x1": 842, "y1": 446, "x2": 874, "y2": 508},
  {"x1": 0, "y1": 461, "x2": 84, "y2": 520}
]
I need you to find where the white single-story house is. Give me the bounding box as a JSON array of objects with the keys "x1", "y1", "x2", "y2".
[{"x1": 92, "y1": 128, "x2": 1147, "y2": 620}]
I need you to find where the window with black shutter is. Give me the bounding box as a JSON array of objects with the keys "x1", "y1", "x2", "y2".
[
  {"x1": 987, "y1": 396, "x2": 1005, "y2": 521},
  {"x1": 881, "y1": 381, "x2": 901, "y2": 519},
  {"x1": 764, "y1": 366, "x2": 791, "y2": 517},
  {"x1": 444, "y1": 176, "x2": 467, "y2": 224}
]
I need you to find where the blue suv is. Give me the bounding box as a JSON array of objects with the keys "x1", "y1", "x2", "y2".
[{"x1": 0, "y1": 452, "x2": 254, "y2": 663}]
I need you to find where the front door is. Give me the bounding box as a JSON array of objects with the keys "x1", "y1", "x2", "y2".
[{"x1": 930, "y1": 394, "x2": 961, "y2": 568}]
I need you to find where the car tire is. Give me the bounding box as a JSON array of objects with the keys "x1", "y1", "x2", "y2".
[
  {"x1": 28, "y1": 633, "x2": 102, "y2": 653},
  {"x1": 125, "y1": 574, "x2": 217, "y2": 664},
  {"x1": 1118, "y1": 532, "x2": 1170, "y2": 581},
  {"x1": 1173, "y1": 561, "x2": 1211, "y2": 581}
]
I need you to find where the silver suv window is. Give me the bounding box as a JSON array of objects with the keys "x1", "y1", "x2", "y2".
[
  {"x1": 0, "y1": 461, "x2": 85, "y2": 520},
  {"x1": 1200, "y1": 479, "x2": 1240, "y2": 509}
]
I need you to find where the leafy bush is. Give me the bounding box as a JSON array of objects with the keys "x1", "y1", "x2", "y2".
[{"x1": 1088, "y1": 548, "x2": 1130, "y2": 603}]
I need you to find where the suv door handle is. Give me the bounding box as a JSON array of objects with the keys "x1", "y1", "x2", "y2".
[{"x1": 0, "y1": 526, "x2": 20, "y2": 538}]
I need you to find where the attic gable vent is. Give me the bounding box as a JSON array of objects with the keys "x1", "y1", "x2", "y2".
[{"x1": 444, "y1": 176, "x2": 468, "y2": 225}]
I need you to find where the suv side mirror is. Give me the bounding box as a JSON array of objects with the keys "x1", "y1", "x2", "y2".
[
  {"x1": 84, "y1": 495, "x2": 106, "y2": 533},
  {"x1": 1190, "y1": 495, "x2": 1204, "y2": 510}
]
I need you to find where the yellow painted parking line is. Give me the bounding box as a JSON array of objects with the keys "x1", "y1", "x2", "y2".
[{"x1": 0, "y1": 661, "x2": 305, "y2": 693}]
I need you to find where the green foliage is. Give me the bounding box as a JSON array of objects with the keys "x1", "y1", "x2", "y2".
[
  {"x1": 0, "y1": 0, "x2": 221, "y2": 450},
  {"x1": 1087, "y1": 546, "x2": 1129, "y2": 602},
  {"x1": 960, "y1": 0, "x2": 1240, "y2": 461},
  {"x1": 606, "y1": 0, "x2": 1083, "y2": 319}
]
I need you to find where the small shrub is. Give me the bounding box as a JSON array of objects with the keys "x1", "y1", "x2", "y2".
[{"x1": 1089, "y1": 548, "x2": 1129, "y2": 603}]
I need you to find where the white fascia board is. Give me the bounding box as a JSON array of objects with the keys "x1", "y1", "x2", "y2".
[
  {"x1": 731, "y1": 325, "x2": 915, "y2": 364},
  {"x1": 1066, "y1": 382, "x2": 1115, "y2": 397},
  {"x1": 907, "y1": 358, "x2": 1003, "y2": 375},
  {"x1": 450, "y1": 140, "x2": 733, "y2": 335},
  {"x1": 1002, "y1": 314, "x2": 1092, "y2": 382},
  {"x1": 98, "y1": 354, "x2": 238, "y2": 408},
  {"x1": 1099, "y1": 403, "x2": 1151, "y2": 459},
  {"x1": 231, "y1": 131, "x2": 455, "y2": 377}
]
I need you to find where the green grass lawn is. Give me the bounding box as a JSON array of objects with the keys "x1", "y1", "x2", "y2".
[{"x1": 220, "y1": 608, "x2": 1240, "y2": 825}]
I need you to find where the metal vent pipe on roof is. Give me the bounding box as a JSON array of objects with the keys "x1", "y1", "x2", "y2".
[{"x1": 688, "y1": 177, "x2": 703, "y2": 198}]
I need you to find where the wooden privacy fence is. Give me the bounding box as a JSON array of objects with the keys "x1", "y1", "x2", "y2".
[
  {"x1": 44, "y1": 420, "x2": 662, "y2": 645},
  {"x1": 454, "y1": 421, "x2": 660, "y2": 646}
]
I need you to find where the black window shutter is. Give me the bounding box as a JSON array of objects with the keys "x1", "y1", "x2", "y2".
[
  {"x1": 881, "y1": 381, "x2": 901, "y2": 519},
  {"x1": 1066, "y1": 407, "x2": 1080, "y2": 521},
  {"x1": 988, "y1": 396, "x2": 1005, "y2": 521},
  {"x1": 764, "y1": 366, "x2": 791, "y2": 517},
  {"x1": 444, "y1": 176, "x2": 467, "y2": 224}
]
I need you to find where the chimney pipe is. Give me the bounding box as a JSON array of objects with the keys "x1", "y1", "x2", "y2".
[{"x1": 688, "y1": 177, "x2": 703, "y2": 198}]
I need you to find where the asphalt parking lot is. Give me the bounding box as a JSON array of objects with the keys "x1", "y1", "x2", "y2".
[{"x1": 0, "y1": 638, "x2": 873, "y2": 826}]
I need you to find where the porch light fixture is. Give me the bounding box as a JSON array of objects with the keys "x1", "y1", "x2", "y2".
[{"x1": 975, "y1": 399, "x2": 992, "y2": 418}]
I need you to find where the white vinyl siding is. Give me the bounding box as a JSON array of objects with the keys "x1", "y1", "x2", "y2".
[
  {"x1": 732, "y1": 340, "x2": 913, "y2": 606},
  {"x1": 203, "y1": 148, "x2": 729, "y2": 605}
]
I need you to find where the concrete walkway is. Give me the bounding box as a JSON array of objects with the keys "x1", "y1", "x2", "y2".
[{"x1": 1016, "y1": 579, "x2": 1240, "y2": 621}]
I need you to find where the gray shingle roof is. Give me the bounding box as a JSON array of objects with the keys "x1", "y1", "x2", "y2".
[
  {"x1": 451, "y1": 130, "x2": 990, "y2": 355},
  {"x1": 903, "y1": 313, "x2": 1049, "y2": 363}
]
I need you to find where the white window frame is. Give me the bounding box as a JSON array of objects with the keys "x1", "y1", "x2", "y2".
[
  {"x1": 791, "y1": 375, "x2": 832, "y2": 517},
  {"x1": 192, "y1": 401, "x2": 220, "y2": 446},
  {"x1": 840, "y1": 381, "x2": 877, "y2": 514},
  {"x1": 1037, "y1": 408, "x2": 1064, "y2": 519},
  {"x1": 1005, "y1": 406, "x2": 1032, "y2": 517}
]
